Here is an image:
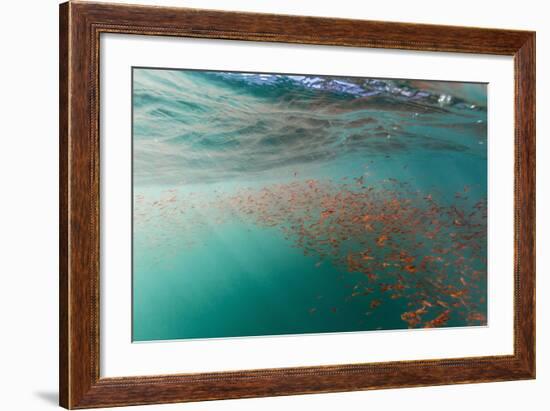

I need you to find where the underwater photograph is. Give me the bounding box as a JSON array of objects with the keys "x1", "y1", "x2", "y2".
[{"x1": 132, "y1": 67, "x2": 488, "y2": 342}]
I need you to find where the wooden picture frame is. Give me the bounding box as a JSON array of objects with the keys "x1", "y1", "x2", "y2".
[{"x1": 59, "y1": 1, "x2": 535, "y2": 408}]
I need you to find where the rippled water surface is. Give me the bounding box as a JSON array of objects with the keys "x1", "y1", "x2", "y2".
[{"x1": 132, "y1": 68, "x2": 488, "y2": 341}]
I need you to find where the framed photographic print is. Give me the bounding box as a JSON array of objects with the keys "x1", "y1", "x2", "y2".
[{"x1": 59, "y1": 1, "x2": 535, "y2": 408}]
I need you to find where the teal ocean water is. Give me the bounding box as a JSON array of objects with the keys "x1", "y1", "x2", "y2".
[{"x1": 132, "y1": 68, "x2": 488, "y2": 342}]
